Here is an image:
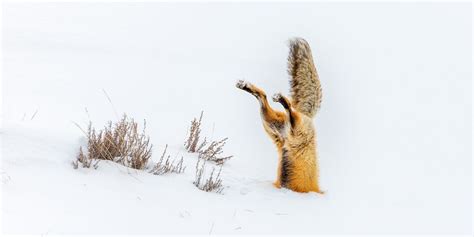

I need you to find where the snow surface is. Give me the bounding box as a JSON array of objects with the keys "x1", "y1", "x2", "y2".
[{"x1": 1, "y1": 2, "x2": 472, "y2": 235}]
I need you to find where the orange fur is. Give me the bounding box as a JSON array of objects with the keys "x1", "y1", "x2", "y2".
[{"x1": 236, "y1": 38, "x2": 323, "y2": 194}]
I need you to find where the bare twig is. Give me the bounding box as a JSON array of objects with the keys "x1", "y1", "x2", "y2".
[
  {"x1": 193, "y1": 158, "x2": 224, "y2": 193},
  {"x1": 30, "y1": 109, "x2": 38, "y2": 120},
  {"x1": 85, "y1": 107, "x2": 91, "y2": 121},
  {"x1": 198, "y1": 138, "x2": 233, "y2": 164},
  {"x1": 184, "y1": 111, "x2": 233, "y2": 164},
  {"x1": 185, "y1": 111, "x2": 205, "y2": 152},
  {"x1": 72, "y1": 147, "x2": 99, "y2": 169},
  {"x1": 149, "y1": 144, "x2": 186, "y2": 175},
  {"x1": 72, "y1": 121, "x2": 88, "y2": 136},
  {"x1": 209, "y1": 221, "x2": 215, "y2": 235},
  {"x1": 102, "y1": 89, "x2": 119, "y2": 119}
]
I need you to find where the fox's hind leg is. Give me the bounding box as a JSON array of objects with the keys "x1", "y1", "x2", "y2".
[
  {"x1": 236, "y1": 80, "x2": 287, "y2": 146},
  {"x1": 272, "y1": 93, "x2": 301, "y2": 128}
]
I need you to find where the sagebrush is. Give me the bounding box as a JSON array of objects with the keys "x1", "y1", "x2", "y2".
[
  {"x1": 198, "y1": 138, "x2": 233, "y2": 165},
  {"x1": 73, "y1": 147, "x2": 99, "y2": 169},
  {"x1": 193, "y1": 158, "x2": 224, "y2": 193},
  {"x1": 184, "y1": 111, "x2": 204, "y2": 153},
  {"x1": 75, "y1": 114, "x2": 152, "y2": 170},
  {"x1": 184, "y1": 111, "x2": 233, "y2": 164},
  {"x1": 149, "y1": 144, "x2": 186, "y2": 175}
]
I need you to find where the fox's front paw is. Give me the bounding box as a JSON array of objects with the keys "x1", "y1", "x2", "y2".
[
  {"x1": 236, "y1": 80, "x2": 248, "y2": 89},
  {"x1": 236, "y1": 80, "x2": 256, "y2": 95},
  {"x1": 272, "y1": 93, "x2": 283, "y2": 103}
]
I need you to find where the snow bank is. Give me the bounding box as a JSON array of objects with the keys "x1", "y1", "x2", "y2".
[{"x1": 2, "y1": 2, "x2": 471, "y2": 234}]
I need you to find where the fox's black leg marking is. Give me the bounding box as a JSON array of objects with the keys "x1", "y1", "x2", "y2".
[
  {"x1": 238, "y1": 83, "x2": 253, "y2": 94},
  {"x1": 277, "y1": 96, "x2": 290, "y2": 110},
  {"x1": 280, "y1": 147, "x2": 291, "y2": 187},
  {"x1": 273, "y1": 93, "x2": 295, "y2": 127}
]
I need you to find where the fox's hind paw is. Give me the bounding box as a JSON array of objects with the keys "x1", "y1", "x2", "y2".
[
  {"x1": 272, "y1": 93, "x2": 283, "y2": 103},
  {"x1": 273, "y1": 93, "x2": 292, "y2": 110},
  {"x1": 236, "y1": 80, "x2": 249, "y2": 89}
]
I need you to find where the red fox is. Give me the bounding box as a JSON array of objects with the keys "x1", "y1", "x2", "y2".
[{"x1": 236, "y1": 38, "x2": 323, "y2": 194}]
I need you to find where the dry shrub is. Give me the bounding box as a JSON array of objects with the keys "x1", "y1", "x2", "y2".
[
  {"x1": 193, "y1": 158, "x2": 224, "y2": 193},
  {"x1": 184, "y1": 111, "x2": 204, "y2": 153},
  {"x1": 75, "y1": 114, "x2": 152, "y2": 170},
  {"x1": 198, "y1": 138, "x2": 233, "y2": 165},
  {"x1": 184, "y1": 111, "x2": 233, "y2": 164},
  {"x1": 149, "y1": 144, "x2": 186, "y2": 175},
  {"x1": 72, "y1": 147, "x2": 99, "y2": 169}
]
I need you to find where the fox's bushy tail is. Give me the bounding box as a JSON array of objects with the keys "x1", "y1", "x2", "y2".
[{"x1": 287, "y1": 38, "x2": 322, "y2": 118}]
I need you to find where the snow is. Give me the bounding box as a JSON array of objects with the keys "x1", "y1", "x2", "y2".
[{"x1": 1, "y1": 2, "x2": 472, "y2": 235}]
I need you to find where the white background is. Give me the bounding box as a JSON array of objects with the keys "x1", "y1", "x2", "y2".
[{"x1": 2, "y1": 2, "x2": 472, "y2": 235}]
